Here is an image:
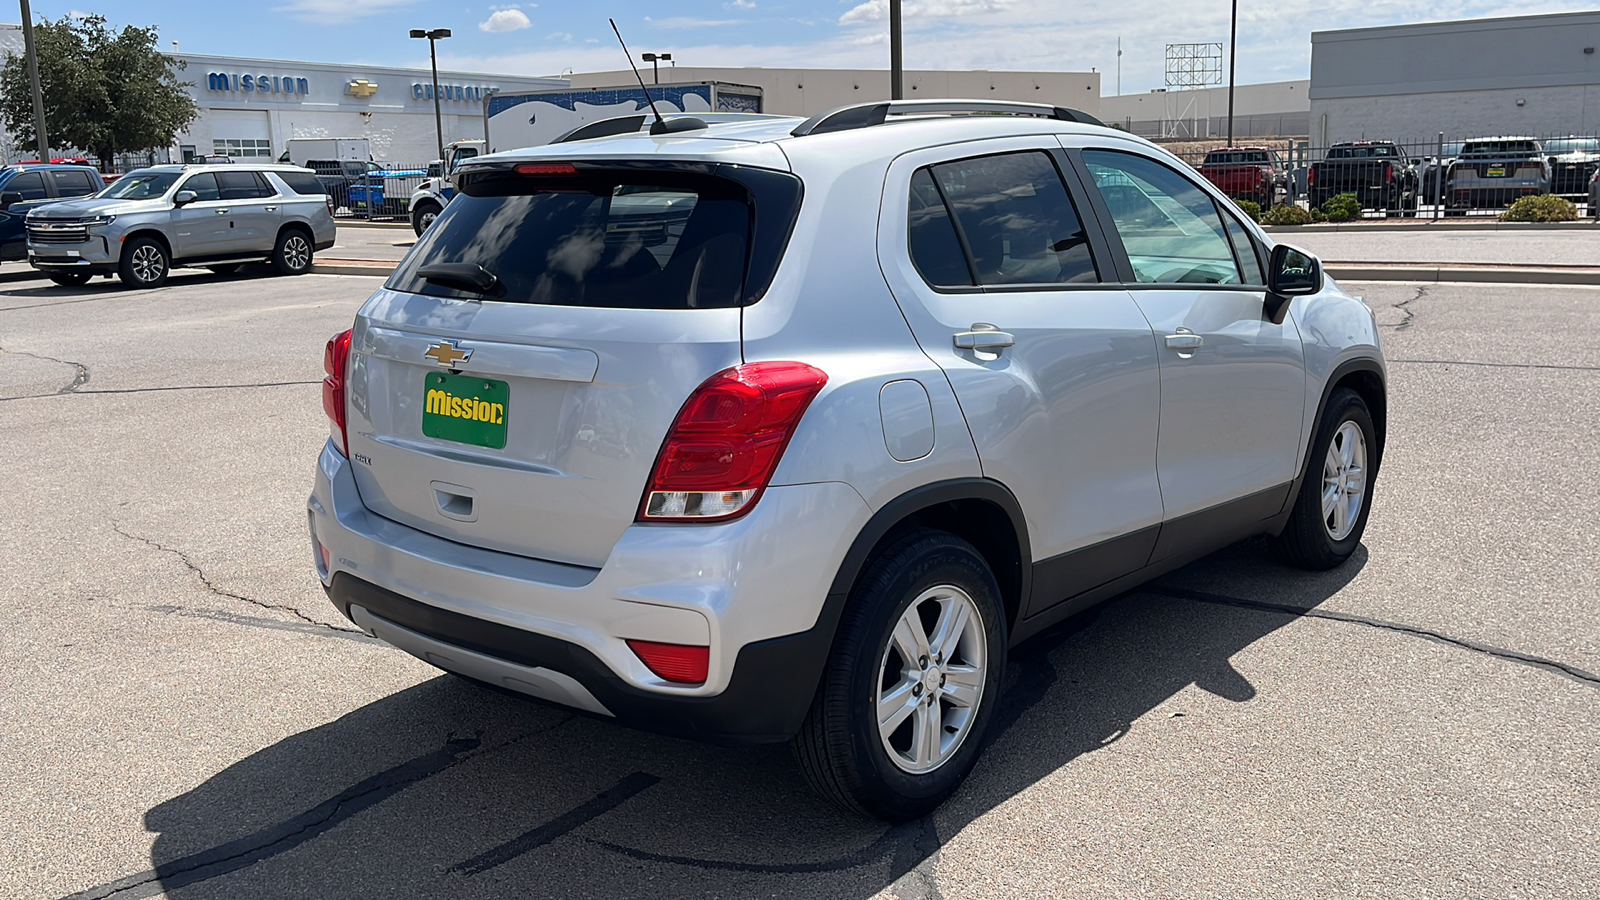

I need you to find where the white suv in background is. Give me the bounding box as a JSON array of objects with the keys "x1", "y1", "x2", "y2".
[{"x1": 309, "y1": 101, "x2": 1386, "y2": 821}]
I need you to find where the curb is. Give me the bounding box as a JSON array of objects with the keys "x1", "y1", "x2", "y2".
[
  {"x1": 1326, "y1": 264, "x2": 1600, "y2": 285},
  {"x1": 333, "y1": 220, "x2": 414, "y2": 230},
  {"x1": 1265, "y1": 220, "x2": 1598, "y2": 233},
  {"x1": 310, "y1": 261, "x2": 395, "y2": 277}
]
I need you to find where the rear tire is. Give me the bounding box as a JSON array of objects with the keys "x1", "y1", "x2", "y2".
[
  {"x1": 411, "y1": 200, "x2": 442, "y2": 237},
  {"x1": 47, "y1": 271, "x2": 91, "y2": 287},
  {"x1": 793, "y1": 529, "x2": 1006, "y2": 822},
  {"x1": 1273, "y1": 387, "x2": 1377, "y2": 570},
  {"x1": 271, "y1": 229, "x2": 313, "y2": 275},
  {"x1": 117, "y1": 236, "x2": 169, "y2": 288}
]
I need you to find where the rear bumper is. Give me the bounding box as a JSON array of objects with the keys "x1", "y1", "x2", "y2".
[{"x1": 307, "y1": 441, "x2": 870, "y2": 743}]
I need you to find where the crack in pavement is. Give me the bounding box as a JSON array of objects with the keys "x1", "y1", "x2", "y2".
[
  {"x1": 61, "y1": 718, "x2": 577, "y2": 900},
  {"x1": 1388, "y1": 358, "x2": 1600, "y2": 373},
  {"x1": 1144, "y1": 584, "x2": 1600, "y2": 689},
  {"x1": 0, "y1": 379, "x2": 319, "y2": 403},
  {"x1": 0, "y1": 344, "x2": 89, "y2": 394},
  {"x1": 145, "y1": 603, "x2": 380, "y2": 644},
  {"x1": 1388, "y1": 284, "x2": 1428, "y2": 331},
  {"x1": 111, "y1": 522, "x2": 363, "y2": 637},
  {"x1": 449, "y1": 772, "x2": 662, "y2": 876}
]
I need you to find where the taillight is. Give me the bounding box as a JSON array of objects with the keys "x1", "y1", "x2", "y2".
[
  {"x1": 1383, "y1": 162, "x2": 1393, "y2": 182},
  {"x1": 639, "y1": 361, "x2": 828, "y2": 522},
  {"x1": 1308, "y1": 167, "x2": 1316, "y2": 185},
  {"x1": 325, "y1": 194, "x2": 335, "y2": 215},
  {"x1": 627, "y1": 639, "x2": 710, "y2": 684},
  {"x1": 322, "y1": 329, "x2": 352, "y2": 457}
]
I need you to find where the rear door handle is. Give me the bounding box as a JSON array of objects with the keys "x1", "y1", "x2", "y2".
[
  {"x1": 1165, "y1": 332, "x2": 1204, "y2": 351},
  {"x1": 215, "y1": 208, "x2": 229, "y2": 214},
  {"x1": 264, "y1": 206, "x2": 278, "y2": 212},
  {"x1": 954, "y1": 326, "x2": 1015, "y2": 351}
]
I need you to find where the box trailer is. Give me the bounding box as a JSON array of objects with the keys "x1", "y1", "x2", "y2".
[
  {"x1": 483, "y1": 82, "x2": 764, "y2": 152},
  {"x1": 285, "y1": 138, "x2": 372, "y2": 166}
]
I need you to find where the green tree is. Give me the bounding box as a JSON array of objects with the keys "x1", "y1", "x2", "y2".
[{"x1": 0, "y1": 14, "x2": 197, "y2": 168}]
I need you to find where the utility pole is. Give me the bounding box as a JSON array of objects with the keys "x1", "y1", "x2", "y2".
[
  {"x1": 19, "y1": 0, "x2": 49, "y2": 162},
  {"x1": 1226, "y1": 0, "x2": 1238, "y2": 146},
  {"x1": 889, "y1": 0, "x2": 903, "y2": 100},
  {"x1": 1117, "y1": 36, "x2": 1122, "y2": 97}
]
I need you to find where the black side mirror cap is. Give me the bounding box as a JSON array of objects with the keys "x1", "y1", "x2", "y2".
[
  {"x1": 1265, "y1": 243, "x2": 1322, "y2": 324},
  {"x1": 0, "y1": 191, "x2": 22, "y2": 210}
]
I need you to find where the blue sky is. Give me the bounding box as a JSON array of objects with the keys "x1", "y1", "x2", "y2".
[{"x1": 31, "y1": 0, "x2": 1600, "y2": 94}]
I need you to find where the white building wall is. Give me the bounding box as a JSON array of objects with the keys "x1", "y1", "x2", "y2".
[{"x1": 569, "y1": 67, "x2": 1100, "y2": 118}]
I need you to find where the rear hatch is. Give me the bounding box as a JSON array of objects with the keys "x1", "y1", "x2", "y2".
[{"x1": 345, "y1": 158, "x2": 801, "y2": 568}]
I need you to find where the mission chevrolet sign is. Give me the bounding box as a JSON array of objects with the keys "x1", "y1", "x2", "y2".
[{"x1": 206, "y1": 72, "x2": 311, "y2": 95}]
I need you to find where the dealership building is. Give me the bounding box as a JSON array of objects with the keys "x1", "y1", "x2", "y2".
[{"x1": 1311, "y1": 11, "x2": 1600, "y2": 145}]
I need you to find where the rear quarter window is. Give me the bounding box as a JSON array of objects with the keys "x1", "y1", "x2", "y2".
[
  {"x1": 387, "y1": 165, "x2": 801, "y2": 309},
  {"x1": 277, "y1": 171, "x2": 326, "y2": 195}
]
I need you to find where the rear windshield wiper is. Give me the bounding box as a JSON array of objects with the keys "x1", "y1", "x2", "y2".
[{"x1": 418, "y1": 262, "x2": 501, "y2": 296}]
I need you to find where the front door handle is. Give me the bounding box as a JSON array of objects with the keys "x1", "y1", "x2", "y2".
[
  {"x1": 954, "y1": 325, "x2": 1015, "y2": 351},
  {"x1": 215, "y1": 208, "x2": 230, "y2": 214},
  {"x1": 1165, "y1": 332, "x2": 1204, "y2": 351},
  {"x1": 264, "y1": 205, "x2": 278, "y2": 212}
]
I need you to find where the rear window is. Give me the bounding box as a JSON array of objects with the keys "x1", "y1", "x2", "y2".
[
  {"x1": 387, "y1": 165, "x2": 801, "y2": 309},
  {"x1": 1327, "y1": 144, "x2": 1398, "y2": 159},
  {"x1": 1461, "y1": 140, "x2": 1541, "y2": 157},
  {"x1": 277, "y1": 171, "x2": 326, "y2": 195},
  {"x1": 1204, "y1": 151, "x2": 1269, "y2": 165},
  {"x1": 306, "y1": 161, "x2": 342, "y2": 175}
]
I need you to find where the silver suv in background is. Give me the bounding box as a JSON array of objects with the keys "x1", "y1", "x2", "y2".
[
  {"x1": 25, "y1": 163, "x2": 336, "y2": 288},
  {"x1": 309, "y1": 101, "x2": 1387, "y2": 821}
]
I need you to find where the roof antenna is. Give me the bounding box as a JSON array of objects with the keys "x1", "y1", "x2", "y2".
[{"x1": 609, "y1": 18, "x2": 705, "y2": 136}]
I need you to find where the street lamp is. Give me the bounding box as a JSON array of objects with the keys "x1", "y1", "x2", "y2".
[
  {"x1": 1226, "y1": 0, "x2": 1238, "y2": 146},
  {"x1": 641, "y1": 52, "x2": 672, "y2": 85},
  {"x1": 889, "y1": 0, "x2": 903, "y2": 100},
  {"x1": 409, "y1": 28, "x2": 452, "y2": 160}
]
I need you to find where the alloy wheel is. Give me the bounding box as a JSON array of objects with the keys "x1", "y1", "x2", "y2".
[
  {"x1": 284, "y1": 235, "x2": 311, "y2": 270},
  {"x1": 131, "y1": 245, "x2": 165, "y2": 283},
  {"x1": 875, "y1": 584, "x2": 988, "y2": 775},
  {"x1": 1321, "y1": 420, "x2": 1368, "y2": 541}
]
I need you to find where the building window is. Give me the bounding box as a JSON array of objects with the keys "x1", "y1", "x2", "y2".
[{"x1": 214, "y1": 138, "x2": 273, "y2": 159}]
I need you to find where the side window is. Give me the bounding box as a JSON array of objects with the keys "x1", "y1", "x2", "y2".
[
  {"x1": 928, "y1": 151, "x2": 1098, "y2": 286},
  {"x1": 217, "y1": 171, "x2": 267, "y2": 200},
  {"x1": 1082, "y1": 150, "x2": 1243, "y2": 285},
  {"x1": 251, "y1": 172, "x2": 278, "y2": 196},
  {"x1": 181, "y1": 173, "x2": 221, "y2": 201},
  {"x1": 277, "y1": 171, "x2": 325, "y2": 195},
  {"x1": 51, "y1": 170, "x2": 96, "y2": 197},
  {"x1": 1221, "y1": 214, "x2": 1264, "y2": 285},
  {"x1": 7, "y1": 172, "x2": 47, "y2": 201},
  {"x1": 908, "y1": 168, "x2": 973, "y2": 288}
]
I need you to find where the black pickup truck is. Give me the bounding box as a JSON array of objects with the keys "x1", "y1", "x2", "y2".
[{"x1": 1308, "y1": 141, "x2": 1418, "y2": 216}]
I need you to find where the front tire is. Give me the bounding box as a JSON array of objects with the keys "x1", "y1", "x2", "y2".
[
  {"x1": 47, "y1": 271, "x2": 92, "y2": 287},
  {"x1": 1274, "y1": 387, "x2": 1377, "y2": 570},
  {"x1": 793, "y1": 530, "x2": 1006, "y2": 822},
  {"x1": 271, "y1": 229, "x2": 313, "y2": 275},
  {"x1": 118, "y1": 236, "x2": 169, "y2": 289},
  {"x1": 411, "y1": 200, "x2": 442, "y2": 237}
]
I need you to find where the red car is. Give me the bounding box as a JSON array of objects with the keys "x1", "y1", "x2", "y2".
[{"x1": 1198, "y1": 147, "x2": 1285, "y2": 208}]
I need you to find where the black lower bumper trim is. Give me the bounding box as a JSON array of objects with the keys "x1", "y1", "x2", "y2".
[{"x1": 326, "y1": 573, "x2": 836, "y2": 745}]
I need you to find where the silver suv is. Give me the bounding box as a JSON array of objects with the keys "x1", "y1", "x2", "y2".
[
  {"x1": 308, "y1": 101, "x2": 1386, "y2": 821},
  {"x1": 25, "y1": 163, "x2": 336, "y2": 288}
]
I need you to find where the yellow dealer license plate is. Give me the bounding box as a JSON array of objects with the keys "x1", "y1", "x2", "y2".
[
  {"x1": 1487, "y1": 164, "x2": 1506, "y2": 177},
  {"x1": 422, "y1": 371, "x2": 508, "y2": 449}
]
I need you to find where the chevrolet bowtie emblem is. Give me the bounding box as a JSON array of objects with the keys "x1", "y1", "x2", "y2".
[
  {"x1": 424, "y1": 340, "x2": 472, "y2": 368},
  {"x1": 347, "y1": 79, "x2": 379, "y2": 98}
]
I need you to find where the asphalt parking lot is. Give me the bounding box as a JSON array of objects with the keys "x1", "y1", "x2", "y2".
[{"x1": 2, "y1": 265, "x2": 1596, "y2": 899}]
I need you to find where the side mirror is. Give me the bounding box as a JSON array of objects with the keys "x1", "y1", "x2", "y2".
[
  {"x1": 1265, "y1": 244, "x2": 1322, "y2": 324},
  {"x1": 0, "y1": 191, "x2": 22, "y2": 210},
  {"x1": 173, "y1": 190, "x2": 198, "y2": 207}
]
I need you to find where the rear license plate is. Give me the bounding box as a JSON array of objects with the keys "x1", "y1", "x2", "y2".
[
  {"x1": 423, "y1": 371, "x2": 509, "y2": 449},
  {"x1": 1487, "y1": 165, "x2": 1506, "y2": 177}
]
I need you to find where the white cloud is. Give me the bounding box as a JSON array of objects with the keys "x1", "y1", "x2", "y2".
[
  {"x1": 546, "y1": 31, "x2": 574, "y2": 42},
  {"x1": 839, "y1": 0, "x2": 1007, "y2": 25},
  {"x1": 480, "y1": 8, "x2": 532, "y2": 32},
  {"x1": 725, "y1": 0, "x2": 757, "y2": 8},
  {"x1": 284, "y1": 0, "x2": 417, "y2": 24}
]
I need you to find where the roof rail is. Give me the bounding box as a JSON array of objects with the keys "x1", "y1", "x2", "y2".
[{"x1": 790, "y1": 100, "x2": 1105, "y2": 137}]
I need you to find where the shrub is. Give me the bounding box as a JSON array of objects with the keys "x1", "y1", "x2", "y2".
[
  {"x1": 1310, "y1": 208, "x2": 1328, "y2": 223},
  {"x1": 1499, "y1": 194, "x2": 1577, "y2": 222},
  {"x1": 1234, "y1": 199, "x2": 1262, "y2": 222},
  {"x1": 1260, "y1": 204, "x2": 1312, "y2": 226},
  {"x1": 1321, "y1": 192, "x2": 1363, "y2": 222}
]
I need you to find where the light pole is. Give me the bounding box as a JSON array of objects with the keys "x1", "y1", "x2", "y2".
[
  {"x1": 889, "y1": 0, "x2": 903, "y2": 100},
  {"x1": 642, "y1": 52, "x2": 672, "y2": 85},
  {"x1": 19, "y1": 0, "x2": 49, "y2": 163},
  {"x1": 1226, "y1": 0, "x2": 1238, "y2": 146},
  {"x1": 409, "y1": 28, "x2": 451, "y2": 160}
]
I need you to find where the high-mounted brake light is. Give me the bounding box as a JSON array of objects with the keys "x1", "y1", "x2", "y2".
[
  {"x1": 627, "y1": 639, "x2": 710, "y2": 684},
  {"x1": 639, "y1": 362, "x2": 828, "y2": 522},
  {"x1": 322, "y1": 329, "x2": 353, "y2": 457},
  {"x1": 515, "y1": 163, "x2": 579, "y2": 176}
]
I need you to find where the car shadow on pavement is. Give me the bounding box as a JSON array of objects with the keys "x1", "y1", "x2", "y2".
[{"x1": 71, "y1": 539, "x2": 1365, "y2": 900}]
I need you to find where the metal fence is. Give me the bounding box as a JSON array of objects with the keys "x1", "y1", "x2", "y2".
[
  {"x1": 320, "y1": 162, "x2": 435, "y2": 222},
  {"x1": 1159, "y1": 133, "x2": 1599, "y2": 219}
]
